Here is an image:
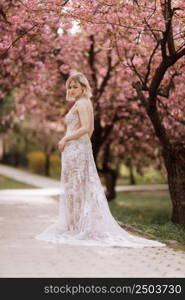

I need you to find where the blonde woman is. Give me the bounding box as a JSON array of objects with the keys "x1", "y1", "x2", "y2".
[{"x1": 35, "y1": 72, "x2": 166, "y2": 248}]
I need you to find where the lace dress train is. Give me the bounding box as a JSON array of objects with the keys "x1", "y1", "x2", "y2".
[{"x1": 35, "y1": 105, "x2": 166, "y2": 248}]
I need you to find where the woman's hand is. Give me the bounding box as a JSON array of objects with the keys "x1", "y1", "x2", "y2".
[{"x1": 58, "y1": 136, "x2": 68, "y2": 152}]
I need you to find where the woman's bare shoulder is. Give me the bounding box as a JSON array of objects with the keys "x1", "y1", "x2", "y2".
[{"x1": 76, "y1": 99, "x2": 92, "y2": 110}]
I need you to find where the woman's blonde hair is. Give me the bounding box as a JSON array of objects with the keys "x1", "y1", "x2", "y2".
[{"x1": 66, "y1": 72, "x2": 93, "y2": 101}]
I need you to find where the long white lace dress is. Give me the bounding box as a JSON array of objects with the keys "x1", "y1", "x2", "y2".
[{"x1": 35, "y1": 100, "x2": 166, "y2": 248}]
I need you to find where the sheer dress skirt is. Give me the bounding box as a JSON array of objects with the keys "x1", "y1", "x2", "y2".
[{"x1": 35, "y1": 136, "x2": 166, "y2": 248}]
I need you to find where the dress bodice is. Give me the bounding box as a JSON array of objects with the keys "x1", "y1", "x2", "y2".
[
  {"x1": 65, "y1": 106, "x2": 80, "y2": 135},
  {"x1": 65, "y1": 101, "x2": 90, "y2": 141}
]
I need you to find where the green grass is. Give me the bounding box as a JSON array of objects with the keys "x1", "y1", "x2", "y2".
[
  {"x1": 109, "y1": 192, "x2": 185, "y2": 249},
  {"x1": 0, "y1": 175, "x2": 38, "y2": 189}
]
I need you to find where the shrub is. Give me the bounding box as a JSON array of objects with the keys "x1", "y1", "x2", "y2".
[
  {"x1": 50, "y1": 154, "x2": 60, "y2": 178},
  {"x1": 26, "y1": 151, "x2": 46, "y2": 174}
]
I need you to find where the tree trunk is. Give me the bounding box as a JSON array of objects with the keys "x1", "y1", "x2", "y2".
[
  {"x1": 101, "y1": 140, "x2": 119, "y2": 201},
  {"x1": 0, "y1": 134, "x2": 6, "y2": 162},
  {"x1": 45, "y1": 153, "x2": 50, "y2": 176},
  {"x1": 162, "y1": 145, "x2": 185, "y2": 225},
  {"x1": 104, "y1": 168, "x2": 118, "y2": 201},
  {"x1": 14, "y1": 152, "x2": 19, "y2": 166},
  {"x1": 127, "y1": 159, "x2": 136, "y2": 185}
]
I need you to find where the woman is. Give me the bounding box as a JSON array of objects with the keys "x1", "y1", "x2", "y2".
[{"x1": 35, "y1": 72, "x2": 166, "y2": 248}]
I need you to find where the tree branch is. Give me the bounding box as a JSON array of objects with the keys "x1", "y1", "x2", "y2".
[
  {"x1": 88, "y1": 35, "x2": 98, "y2": 91},
  {"x1": 97, "y1": 49, "x2": 113, "y2": 99}
]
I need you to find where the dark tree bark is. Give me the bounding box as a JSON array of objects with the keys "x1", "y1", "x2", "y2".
[
  {"x1": 131, "y1": 1, "x2": 185, "y2": 224},
  {"x1": 87, "y1": 35, "x2": 121, "y2": 201},
  {"x1": 104, "y1": 168, "x2": 118, "y2": 201},
  {"x1": 102, "y1": 141, "x2": 118, "y2": 201},
  {"x1": 127, "y1": 159, "x2": 136, "y2": 185},
  {"x1": 162, "y1": 145, "x2": 185, "y2": 224},
  {"x1": 44, "y1": 152, "x2": 50, "y2": 176}
]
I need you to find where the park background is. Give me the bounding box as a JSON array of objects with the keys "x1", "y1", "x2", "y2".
[{"x1": 0, "y1": 0, "x2": 185, "y2": 277}]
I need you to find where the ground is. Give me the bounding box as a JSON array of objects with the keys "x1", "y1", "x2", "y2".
[{"x1": 0, "y1": 164, "x2": 185, "y2": 278}]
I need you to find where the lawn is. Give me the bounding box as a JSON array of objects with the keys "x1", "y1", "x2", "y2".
[
  {"x1": 109, "y1": 192, "x2": 185, "y2": 251},
  {"x1": 0, "y1": 175, "x2": 38, "y2": 189}
]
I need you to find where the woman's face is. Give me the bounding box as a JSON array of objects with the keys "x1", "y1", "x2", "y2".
[{"x1": 67, "y1": 80, "x2": 84, "y2": 101}]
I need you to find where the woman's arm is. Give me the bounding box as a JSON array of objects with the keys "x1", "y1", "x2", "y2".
[
  {"x1": 89, "y1": 122, "x2": 94, "y2": 139},
  {"x1": 65, "y1": 101, "x2": 91, "y2": 142}
]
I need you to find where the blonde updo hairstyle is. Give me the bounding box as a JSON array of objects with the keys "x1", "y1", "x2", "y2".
[{"x1": 66, "y1": 72, "x2": 93, "y2": 101}]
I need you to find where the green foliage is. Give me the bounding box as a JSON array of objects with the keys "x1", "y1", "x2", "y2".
[
  {"x1": 136, "y1": 166, "x2": 166, "y2": 184},
  {"x1": 119, "y1": 164, "x2": 130, "y2": 177},
  {"x1": 119, "y1": 164, "x2": 167, "y2": 184}
]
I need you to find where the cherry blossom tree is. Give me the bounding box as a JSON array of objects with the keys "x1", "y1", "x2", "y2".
[
  {"x1": 58, "y1": 0, "x2": 185, "y2": 224},
  {"x1": 0, "y1": 0, "x2": 70, "y2": 127},
  {"x1": 1, "y1": 0, "x2": 184, "y2": 223},
  {"x1": 0, "y1": 0, "x2": 168, "y2": 202}
]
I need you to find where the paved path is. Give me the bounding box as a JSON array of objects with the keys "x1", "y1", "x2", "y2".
[
  {"x1": 0, "y1": 191, "x2": 185, "y2": 278},
  {"x1": 0, "y1": 163, "x2": 169, "y2": 192},
  {"x1": 1, "y1": 164, "x2": 184, "y2": 278},
  {"x1": 0, "y1": 164, "x2": 59, "y2": 188}
]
